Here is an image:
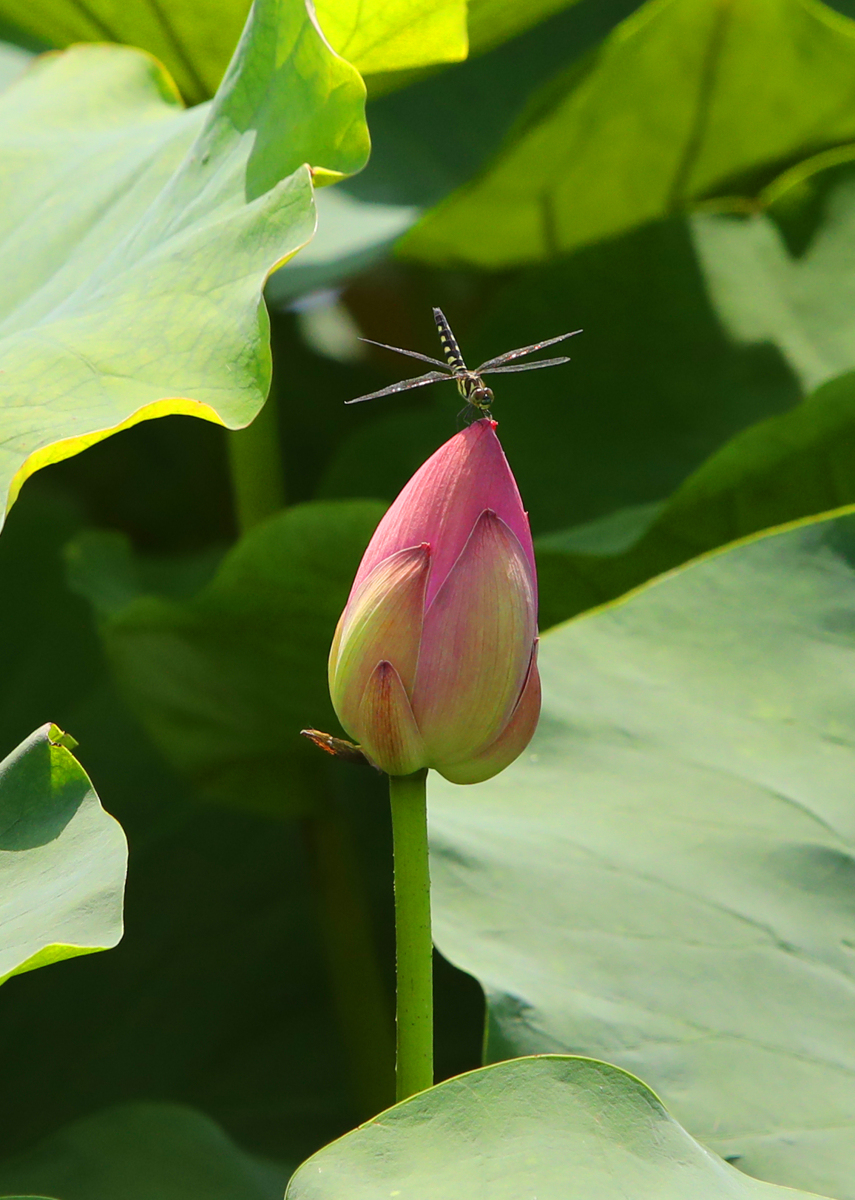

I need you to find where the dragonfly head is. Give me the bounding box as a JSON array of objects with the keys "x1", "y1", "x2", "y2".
[{"x1": 470, "y1": 384, "x2": 494, "y2": 412}]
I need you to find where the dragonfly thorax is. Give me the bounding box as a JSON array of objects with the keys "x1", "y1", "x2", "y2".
[{"x1": 458, "y1": 372, "x2": 494, "y2": 412}]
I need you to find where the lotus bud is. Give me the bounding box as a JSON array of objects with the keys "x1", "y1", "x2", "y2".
[{"x1": 328, "y1": 418, "x2": 540, "y2": 783}]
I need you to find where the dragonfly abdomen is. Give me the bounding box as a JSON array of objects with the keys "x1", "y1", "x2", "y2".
[{"x1": 433, "y1": 307, "x2": 466, "y2": 371}]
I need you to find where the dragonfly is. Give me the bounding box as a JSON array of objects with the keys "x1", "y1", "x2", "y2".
[{"x1": 346, "y1": 307, "x2": 581, "y2": 420}]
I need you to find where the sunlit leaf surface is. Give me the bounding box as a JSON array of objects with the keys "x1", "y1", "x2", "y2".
[
  {"x1": 0, "y1": 0, "x2": 468, "y2": 103},
  {"x1": 429, "y1": 509, "x2": 855, "y2": 1199},
  {"x1": 315, "y1": 0, "x2": 467, "y2": 77},
  {"x1": 287, "y1": 1056, "x2": 823, "y2": 1199},
  {"x1": 0, "y1": 0, "x2": 367, "y2": 530}
]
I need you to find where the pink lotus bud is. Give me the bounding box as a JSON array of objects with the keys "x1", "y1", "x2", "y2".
[{"x1": 328, "y1": 419, "x2": 540, "y2": 783}]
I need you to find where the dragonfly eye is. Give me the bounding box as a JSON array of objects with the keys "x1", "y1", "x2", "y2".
[{"x1": 472, "y1": 386, "x2": 494, "y2": 406}]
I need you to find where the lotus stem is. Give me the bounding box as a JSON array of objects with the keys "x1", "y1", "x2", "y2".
[{"x1": 389, "y1": 768, "x2": 433, "y2": 1101}]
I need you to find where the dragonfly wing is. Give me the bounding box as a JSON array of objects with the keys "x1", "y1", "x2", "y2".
[
  {"x1": 476, "y1": 329, "x2": 582, "y2": 372},
  {"x1": 482, "y1": 356, "x2": 572, "y2": 375},
  {"x1": 359, "y1": 338, "x2": 448, "y2": 369},
  {"x1": 345, "y1": 370, "x2": 451, "y2": 404}
]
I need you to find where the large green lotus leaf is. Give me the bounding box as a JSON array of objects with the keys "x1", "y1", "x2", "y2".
[
  {"x1": 344, "y1": 0, "x2": 638, "y2": 210},
  {"x1": 0, "y1": 723, "x2": 127, "y2": 985},
  {"x1": 428, "y1": 509, "x2": 855, "y2": 1198},
  {"x1": 400, "y1": 0, "x2": 855, "y2": 268},
  {"x1": 0, "y1": 0, "x2": 368, "y2": 532},
  {"x1": 315, "y1": 0, "x2": 467, "y2": 78},
  {"x1": 67, "y1": 501, "x2": 386, "y2": 817},
  {"x1": 0, "y1": 1102, "x2": 287, "y2": 1200},
  {"x1": 287, "y1": 1056, "x2": 824, "y2": 1200},
  {"x1": 0, "y1": 0, "x2": 249, "y2": 103},
  {"x1": 536, "y1": 369, "x2": 855, "y2": 629},
  {"x1": 0, "y1": 0, "x2": 467, "y2": 103},
  {"x1": 694, "y1": 153, "x2": 855, "y2": 393}
]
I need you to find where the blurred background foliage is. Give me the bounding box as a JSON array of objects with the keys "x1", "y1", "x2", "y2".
[{"x1": 2, "y1": 0, "x2": 855, "y2": 1196}]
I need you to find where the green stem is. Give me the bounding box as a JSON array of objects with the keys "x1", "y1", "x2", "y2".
[
  {"x1": 389, "y1": 768, "x2": 433, "y2": 1101},
  {"x1": 226, "y1": 395, "x2": 286, "y2": 533}
]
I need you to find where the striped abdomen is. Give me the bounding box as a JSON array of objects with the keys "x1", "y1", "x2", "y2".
[{"x1": 433, "y1": 307, "x2": 466, "y2": 372}]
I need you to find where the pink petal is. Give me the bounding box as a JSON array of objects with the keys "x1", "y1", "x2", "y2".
[
  {"x1": 351, "y1": 419, "x2": 536, "y2": 610},
  {"x1": 438, "y1": 645, "x2": 541, "y2": 785},
  {"x1": 358, "y1": 661, "x2": 427, "y2": 777},
  {"x1": 329, "y1": 544, "x2": 430, "y2": 735},
  {"x1": 412, "y1": 510, "x2": 536, "y2": 766}
]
